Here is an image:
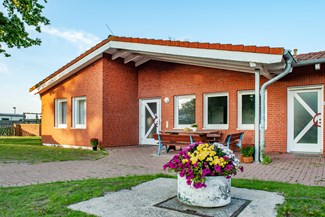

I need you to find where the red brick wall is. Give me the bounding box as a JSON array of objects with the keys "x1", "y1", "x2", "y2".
[
  {"x1": 138, "y1": 61, "x2": 257, "y2": 145},
  {"x1": 102, "y1": 55, "x2": 139, "y2": 147},
  {"x1": 138, "y1": 61, "x2": 325, "y2": 154},
  {"x1": 41, "y1": 59, "x2": 104, "y2": 147}
]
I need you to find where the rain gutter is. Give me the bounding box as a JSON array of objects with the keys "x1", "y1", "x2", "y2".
[{"x1": 294, "y1": 58, "x2": 325, "y2": 67}]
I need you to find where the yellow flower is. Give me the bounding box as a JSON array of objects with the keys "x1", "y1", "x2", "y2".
[
  {"x1": 182, "y1": 159, "x2": 189, "y2": 164},
  {"x1": 190, "y1": 157, "x2": 198, "y2": 164}
]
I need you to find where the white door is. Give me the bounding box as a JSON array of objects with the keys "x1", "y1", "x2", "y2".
[
  {"x1": 288, "y1": 86, "x2": 323, "y2": 153},
  {"x1": 140, "y1": 99, "x2": 161, "y2": 145}
]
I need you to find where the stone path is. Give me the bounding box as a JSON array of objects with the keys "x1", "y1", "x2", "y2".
[
  {"x1": 69, "y1": 178, "x2": 285, "y2": 217},
  {"x1": 0, "y1": 145, "x2": 324, "y2": 187}
]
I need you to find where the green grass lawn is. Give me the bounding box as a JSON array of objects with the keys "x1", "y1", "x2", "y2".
[
  {"x1": 232, "y1": 179, "x2": 325, "y2": 217},
  {"x1": 0, "y1": 175, "x2": 324, "y2": 217},
  {"x1": 0, "y1": 137, "x2": 107, "y2": 164}
]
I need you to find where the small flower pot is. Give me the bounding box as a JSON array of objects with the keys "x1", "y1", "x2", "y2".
[
  {"x1": 192, "y1": 127, "x2": 197, "y2": 132},
  {"x1": 240, "y1": 156, "x2": 254, "y2": 163},
  {"x1": 92, "y1": 146, "x2": 98, "y2": 151}
]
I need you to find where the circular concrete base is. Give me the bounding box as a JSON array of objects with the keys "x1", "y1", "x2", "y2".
[{"x1": 177, "y1": 175, "x2": 231, "y2": 207}]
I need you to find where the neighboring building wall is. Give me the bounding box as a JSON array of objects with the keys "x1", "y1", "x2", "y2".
[
  {"x1": 15, "y1": 124, "x2": 41, "y2": 136},
  {"x1": 138, "y1": 61, "x2": 325, "y2": 154},
  {"x1": 41, "y1": 59, "x2": 104, "y2": 147},
  {"x1": 102, "y1": 55, "x2": 139, "y2": 147}
]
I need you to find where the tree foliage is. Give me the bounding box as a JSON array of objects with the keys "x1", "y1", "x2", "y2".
[
  {"x1": 0, "y1": 0, "x2": 50, "y2": 57},
  {"x1": 179, "y1": 99, "x2": 195, "y2": 124}
]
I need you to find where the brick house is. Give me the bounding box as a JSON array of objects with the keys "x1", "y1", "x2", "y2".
[{"x1": 30, "y1": 36, "x2": 325, "y2": 157}]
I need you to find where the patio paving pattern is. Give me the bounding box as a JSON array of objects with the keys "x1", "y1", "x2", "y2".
[{"x1": 0, "y1": 145, "x2": 324, "y2": 187}]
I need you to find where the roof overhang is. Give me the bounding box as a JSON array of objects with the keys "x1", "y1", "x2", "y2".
[{"x1": 30, "y1": 40, "x2": 286, "y2": 95}]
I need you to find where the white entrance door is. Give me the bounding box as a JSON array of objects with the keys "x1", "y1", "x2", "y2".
[
  {"x1": 288, "y1": 86, "x2": 323, "y2": 153},
  {"x1": 140, "y1": 99, "x2": 161, "y2": 145}
]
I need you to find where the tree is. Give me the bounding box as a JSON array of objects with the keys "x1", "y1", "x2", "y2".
[{"x1": 0, "y1": 0, "x2": 50, "y2": 57}]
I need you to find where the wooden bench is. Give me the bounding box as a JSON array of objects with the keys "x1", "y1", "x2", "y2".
[
  {"x1": 153, "y1": 134, "x2": 205, "y2": 155},
  {"x1": 223, "y1": 132, "x2": 244, "y2": 149}
]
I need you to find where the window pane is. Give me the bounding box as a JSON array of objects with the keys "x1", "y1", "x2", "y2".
[
  {"x1": 60, "y1": 101, "x2": 67, "y2": 125},
  {"x1": 208, "y1": 96, "x2": 227, "y2": 124},
  {"x1": 178, "y1": 98, "x2": 195, "y2": 125},
  {"x1": 78, "y1": 100, "x2": 86, "y2": 125},
  {"x1": 242, "y1": 94, "x2": 255, "y2": 124}
]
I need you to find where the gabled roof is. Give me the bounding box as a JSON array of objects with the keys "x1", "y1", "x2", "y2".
[
  {"x1": 30, "y1": 35, "x2": 286, "y2": 95},
  {"x1": 295, "y1": 51, "x2": 325, "y2": 61}
]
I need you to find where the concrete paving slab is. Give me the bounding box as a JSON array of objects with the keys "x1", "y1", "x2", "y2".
[{"x1": 69, "y1": 178, "x2": 284, "y2": 217}]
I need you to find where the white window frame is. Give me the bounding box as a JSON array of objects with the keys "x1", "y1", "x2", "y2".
[
  {"x1": 174, "y1": 95, "x2": 196, "y2": 129},
  {"x1": 237, "y1": 90, "x2": 267, "y2": 130},
  {"x1": 55, "y1": 98, "x2": 67, "y2": 128},
  {"x1": 72, "y1": 96, "x2": 86, "y2": 129},
  {"x1": 203, "y1": 92, "x2": 229, "y2": 130}
]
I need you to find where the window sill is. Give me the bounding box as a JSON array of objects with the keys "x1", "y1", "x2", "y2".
[
  {"x1": 54, "y1": 126, "x2": 67, "y2": 129},
  {"x1": 71, "y1": 127, "x2": 87, "y2": 130},
  {"x1": 236, "y1": 128, "x2": 254, "y2": 131},
  {"x1": 202, "y1": 126, "x2": 228, "y2": 130}
]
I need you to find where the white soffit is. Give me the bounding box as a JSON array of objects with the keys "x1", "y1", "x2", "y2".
[
  {"x1": 108, "y1": 41, "x2": 283, "y2": 64},
  {"x1": 31, "y1": 41, "x2": 284, "y2": 95}
]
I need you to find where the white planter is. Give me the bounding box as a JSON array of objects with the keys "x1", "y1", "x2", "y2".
[
  {"x1": 177, "y1": 174, "x2": 231, "y2": 207},
  {"x1": 192, "y1": 127, "x2": 197, "y2": 132}
]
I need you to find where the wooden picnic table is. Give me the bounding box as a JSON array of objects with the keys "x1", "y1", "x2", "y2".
[
  {"x1": 155, "y1": 129, "x2": 222, "y2": 155},
  {"x1": 160, "y1": 129, "x2": 221, "y2": 142}
]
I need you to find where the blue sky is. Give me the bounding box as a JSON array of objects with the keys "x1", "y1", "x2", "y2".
[{"x1": 1, "y1": 0, "x2": 325, "y2": 114}]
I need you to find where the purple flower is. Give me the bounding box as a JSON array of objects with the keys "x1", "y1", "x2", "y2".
[
  {"x1": 180, "y1": 169, "x2": 186, "y2": 177},
  {"x1": 225, "y1": 165, "x2": 233, "y2": 171},
  {"x1": 202, "y1": 168, "x2": 211, "y2": 176},
  {"x1": 240, "y1": 166, "x2": 244, "y2": 172},
  {"x1": 214, "y1": 165, "x2": 221, "y2": 172}
]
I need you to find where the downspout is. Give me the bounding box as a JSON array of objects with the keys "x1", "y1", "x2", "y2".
[{"x1": 260, "y1": 50, "x2": 294, "y2": 162}]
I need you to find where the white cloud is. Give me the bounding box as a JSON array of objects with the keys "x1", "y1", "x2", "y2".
[
  {"x1": 0, "y1": 62, "x2": 9, "y2": 74},
  {"x1": 42, "y1": 26, "x2": 101, "y2": 51}
]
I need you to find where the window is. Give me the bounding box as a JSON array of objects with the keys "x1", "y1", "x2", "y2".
[
  {"x1": 72, "y1": 96, "x2": 86, "y2": 129},
  {"x1": 237, "y1": 90, "x2": 267, "y2": 130},
  {"x1": 174, "y1": 95, "x2": 196, "y2": 128},
  {"x1": 204, "y1": 93, "x2": 228, "y2": 129},
  {"x1": 55, "y1": 99, "x2": 67, "y2": 128}
]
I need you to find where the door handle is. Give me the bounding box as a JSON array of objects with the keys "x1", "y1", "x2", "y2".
[{"x1": 312, "y1": 113, "x2": 321, "y2": 127}]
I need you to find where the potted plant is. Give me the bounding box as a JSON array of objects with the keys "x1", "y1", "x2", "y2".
[
  {"x1": 240, "y1": 146, "x2": 254, "y2": 163},
  {"x1": 191, "y1": 123, "x2": 198, "y2": 132},
  {"x1": 90, "y1": 138, "x2": 99, "y2": 151},
  {"x1": 163, "y1": 142, "x2": 243, "y2": 207}
]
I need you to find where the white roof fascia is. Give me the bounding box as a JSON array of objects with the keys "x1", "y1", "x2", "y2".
[
  {"x1": 108, "y1": 41, "x2": 283, "y2": 64},
  {"x1": 30, "y1": 43, "x2": 112, "y2": 95}
]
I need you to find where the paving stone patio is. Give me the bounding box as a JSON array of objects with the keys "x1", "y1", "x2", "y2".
[{"x1": 0, "y1": 145, "x2": 324, "y2": 187}]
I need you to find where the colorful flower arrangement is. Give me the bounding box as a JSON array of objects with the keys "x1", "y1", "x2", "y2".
[{"x1": 163, "y1": 142, "x2": 244, "y2": 189}]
